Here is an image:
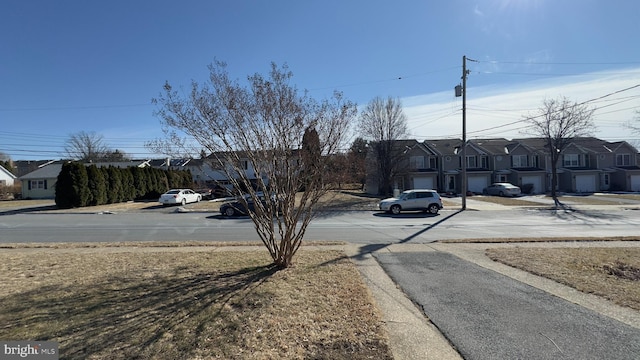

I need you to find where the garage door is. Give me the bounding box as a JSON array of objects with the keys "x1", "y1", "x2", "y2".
[
  {"x1": 575, "y1": 175, "x2": 596, "y2": 193},
  {"x1": 413, "y1": 176, "x2": 434, "y2": 190},
  {"x1": 631, "y1": 175, "x2": 640, "y2": 192},
  {"x1": 467, "y1": 176, "x2": 488, "y2": 194},
  {"x1": 521, "y1": 175, "x2": 542, "y2": 194}
]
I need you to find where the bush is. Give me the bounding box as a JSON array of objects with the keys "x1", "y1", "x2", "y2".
[
  {"x1": 55, "y1": 162, "x2": 90, "y2": 209},
  {"x1": 521, "y1": 183, "x2": 534, "y2": 195},
  {"x1": 55, "y1": 164, "x2": 192, "y2": 208}
]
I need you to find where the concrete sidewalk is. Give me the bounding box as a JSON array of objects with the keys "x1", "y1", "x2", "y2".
[{"x1": 347, "y1": 241, "x2": 640, "y2": 360}]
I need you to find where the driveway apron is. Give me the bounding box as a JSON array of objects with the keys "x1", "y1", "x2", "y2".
[{"x1": 376, "y1": 251, "x2": 640, "y2": 360}]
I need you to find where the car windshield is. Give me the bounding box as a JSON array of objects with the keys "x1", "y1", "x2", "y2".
[
  {"x1": 166, "y1": 190, "x2": 180, "y2": 194},
  {"x1": 398, "y1": 193, "x2": 410, "y2": 200}
]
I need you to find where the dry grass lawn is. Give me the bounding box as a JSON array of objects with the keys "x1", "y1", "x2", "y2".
[
  {"x1": 487, "y1": 247, "x2": 640, "y2": 311},
  {"x1": 0, "y1": 248, "x2": 392, "y2": 360},
  {"x1": 469, "y1": 196, "x2": 545, "y2": 206}
]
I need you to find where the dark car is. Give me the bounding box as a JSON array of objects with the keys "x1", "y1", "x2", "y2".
[
  {"x1": 220, "y1": 196, "x2": 279, "y2": 217},
  {"x1": 196, "y1": 188, "x2": 213, "y2": 200}
]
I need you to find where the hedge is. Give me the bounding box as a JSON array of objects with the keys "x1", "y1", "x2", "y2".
[{"x1": 55, "y1": 162, "x2": 192, "y2": 209}]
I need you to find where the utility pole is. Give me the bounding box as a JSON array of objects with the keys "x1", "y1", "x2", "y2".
[{"x1": 455, "y1": 55, "x2": 475, "y2": 210}]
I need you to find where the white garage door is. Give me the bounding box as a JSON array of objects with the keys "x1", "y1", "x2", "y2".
[
  {"x1": 631, "y1": 175, "x2": 640, "y2": 192},
  {"x1": 413, "y1": 176, "x2": 434, "y2": 190},
  {"x1": 575, "y1": 175, "x2": 596, "y2": 193},
  {"x1": 521, "y1": 175, "x2": 542, "y2": 194},
  {"x1": 467, "y1": 176, "x2": 488, "y2": 193}
]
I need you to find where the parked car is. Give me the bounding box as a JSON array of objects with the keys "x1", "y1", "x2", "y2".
[
  {"x1": 483, "y1": 183, "x2": 521, "y2": 197},
  {"x1": 159, "y1": 189, "x2": 202, "y2": 206},
  {"x1": 196, "y1": 188, "x2": 213, "y2": 200},
  {"x1": 220, "y1": 195, "x2": 279, "y2": 217},
  {"x1": 378, "y1": 189, "x2": 443, "y2": 215}
]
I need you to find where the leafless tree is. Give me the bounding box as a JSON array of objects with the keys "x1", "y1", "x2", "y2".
[
  {"x1": 624, "y1": 110, "x2": 640, "y2": 148},
  {"x1": 151, "y1": 61, "x2": 356, "y2": 268},
  {"x1": 64, "y1": 131, "x2": 111, "y2": 162},
  {"x1": 522, "y1": 96, "x2": 596, "y2": 207},
  {"x1": 358, "y1": 96, "x2": 409, "y2": 195}
]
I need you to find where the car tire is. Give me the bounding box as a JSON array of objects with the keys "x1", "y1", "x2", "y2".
[
  {"x1": 224, "y1": 207, "x2": 235, "y2": 217},
  {"x1": 181, "y1": 198, "x2": 187, "y2": 206},
  {"x1": 428, "y1": 204, "x2": 439, "y2": 214},
  {"x1": 197, "y1": 195, "x2": 201, "y2": 202},
  {"x1": 390, "y1": 205, "x2": 401, "y2": 215},
  {"x1": 499, "y1": 191, "x2": 504, "y2": 197}
]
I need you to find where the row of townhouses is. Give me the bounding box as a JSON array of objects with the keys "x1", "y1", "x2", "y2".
[
  {"x1": 4, "y1": 136, "x2": 640, "y2": 200},
  {"x1": 366, "y1": 137, "x2": 640, "y2": 195}
]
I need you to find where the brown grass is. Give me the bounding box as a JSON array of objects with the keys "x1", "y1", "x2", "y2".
[
  {"x1": 486, "y1": 247, "x2": 640, "y2": 310},
  {"x1": 469, "y1": 196, "x2": 545, "y2": 206},
  {"x1": 0, "y1": 199, "x2": 54, "y2": 209},
  {"x1": 0, "y1": 248, "x2": 391, "y2": 359},
  {"x1": 441, "y1": 236, "x2": 640, "y2": 243}
]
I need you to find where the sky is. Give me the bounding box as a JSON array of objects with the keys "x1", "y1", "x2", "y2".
[{"x1": 1, "y1": 0, "x2": 640, "y2": 160}]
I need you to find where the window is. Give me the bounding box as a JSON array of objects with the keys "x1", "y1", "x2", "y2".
[
  {"x1": 603, "y1": 174, "x2": 610, "y2": 186},
  {"x1": 240, "y1": 160, "x2": 249, "y2": 170},
  {"x1": 531, "y1": 155, "x2": 539, "y2": 168},
  {"x1": 30, "y1": 180, "x2": 46, "y2": 190},
  {"x1": 466, "y1": 156, "x2": 477, "y2": 169},
  {"x1": 410, "y1": 156, "x2": 425, "y2": 169},
  {"x1": 429, "y1": 157, "x2": 437, "y2": 169},
  {"x1": 512, "y1": 155, "x2": 528, "y2": 168},
  {"x1": 416, "y1": 191, "x2": 434, "y2": 198},
  {"x1": 616, "y1": 154, "x2": 631, "y2": 166},
  {"x1": 563, "y1": 154, "x2": 579, "y2": 167},
  {"x1": 480, "y1": 155, "x2": 488, "y2": 169}
]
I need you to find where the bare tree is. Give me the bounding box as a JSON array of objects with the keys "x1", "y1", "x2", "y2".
[
  {"x1": 151, "y1": 61, "x2": 356, "y2": 268},
  {"x1": 522, "y1": 96, "x2": 596, "y2": 207},
  {"x1": 64, "y1": 131, "x2": 111, "y2": 162},
  {"x1": 625, "y1": 110, "x2": 640, "y2": 148},
  {"x1": 358, "y1": 96, "x2": 409, "y2": 195}
]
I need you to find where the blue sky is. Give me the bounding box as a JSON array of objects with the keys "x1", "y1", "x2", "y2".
[{"x1": 2, "y1": 0, "x2": 640, "y2": 160}]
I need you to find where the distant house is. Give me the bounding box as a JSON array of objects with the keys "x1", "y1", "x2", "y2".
[
  {"x1": 19, "y1": 160, "x2": 152, "y2": 199},
  {"x1": 19, "y1": 163, "x2": 63, "y2": 199},
  {"x1": 0, "y1": 164, "x2": 18, "y2": 187}
]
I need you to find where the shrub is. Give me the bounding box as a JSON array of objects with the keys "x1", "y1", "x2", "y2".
[{"x1": 521, "y1": 183, "x2": 534, "y2": 195}]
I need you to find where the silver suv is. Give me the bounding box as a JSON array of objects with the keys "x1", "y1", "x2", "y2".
[{"x1": 378, "y1": 189, "x2": 443, "y2": 215}]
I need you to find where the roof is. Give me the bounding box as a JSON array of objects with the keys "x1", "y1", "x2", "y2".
[
  {"x1": 19, "y1": 164, "x2": 63, "y2": 180},
  {"x1": 13, "y1": 159, "x2": 57, "y2": 177},
  {"x1": 423, "y1": 139, "x2": 462, "y2": 156},
  {"x1": 469, "y1": 138, "x2": 512, "y2": 155},
  {"x1": 0, "y1": 165, "x2": 17, "y2": 180}
]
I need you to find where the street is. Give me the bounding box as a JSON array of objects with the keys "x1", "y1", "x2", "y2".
[{"x1": 1, "y1": 207, "x2": 639, "y2": 243}]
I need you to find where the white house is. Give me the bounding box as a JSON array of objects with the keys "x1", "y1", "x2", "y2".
[{"x1": 0, "y1": 164, "x2": 18, "y2": 187}]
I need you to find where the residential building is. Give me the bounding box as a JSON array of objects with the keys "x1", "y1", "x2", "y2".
[
  {"x1": 366, "y1": 137, "x2": 640, "y2": 195},
  {"x1": 0, "y1": 164, "x2": 18, "y2": 187}
]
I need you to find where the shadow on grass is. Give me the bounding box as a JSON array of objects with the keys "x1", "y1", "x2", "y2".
[{"x1": 0, "y1": 264, "x2": 278, "y2": 359}]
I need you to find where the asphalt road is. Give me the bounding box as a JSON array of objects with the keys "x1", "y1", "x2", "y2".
[
  {"x1": 376, "y1": 251, "x2": 640, "y2": 360},
  {"x1": 1, "y1": 207, "x2": 640, "y2": 243}
]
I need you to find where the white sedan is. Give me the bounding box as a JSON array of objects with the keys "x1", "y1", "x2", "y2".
[
  {"x1": 483, "y1": 183, "x2": 521, "y2": 197},
  {"x1": 159, "y1": 189, "x2": 202, "y2": 206}
]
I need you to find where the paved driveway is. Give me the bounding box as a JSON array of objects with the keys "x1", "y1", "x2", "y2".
[{"x1": 375, "y1": 250, "x2": 640, "y2": 359}]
